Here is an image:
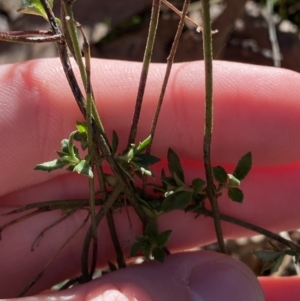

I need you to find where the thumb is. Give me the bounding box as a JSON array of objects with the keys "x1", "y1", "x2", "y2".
[{"x1": 24, "y1": 251, "x2": 264, "y2": 301}]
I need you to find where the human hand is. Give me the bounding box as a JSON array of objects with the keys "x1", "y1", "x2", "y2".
[{"x1": 0, "y1": 59, "x2": 299, "y2": 300}]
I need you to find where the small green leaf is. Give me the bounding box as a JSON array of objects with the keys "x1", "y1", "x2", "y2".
[
  {"x1": 76, "y1": 121, "x2": 87, "y2": 133},
  {"x1": 73, "y1": 160, "x2": 93, "y2": 178},
  {"x1": 152, "y1": 247, "x2": 165, "y2": 263},
  {"x1": 227, "y1": 174, "x2": 241, "y2": 187},
  {"x1": 233, "y1": 152, "x2": 252, "y2": 180},
  {"x1": 173, "y1": 172, "x2": 186, "y2": 188},
  {"x1": 213, "y1": 166, "x2": 228, "y2": 184},
  {"x1": 73, "y1": 131, "x2": 88, "y2": 151},
  {"x1": 130, "y1": 242, "x2": 143, "y2": 257},
  {"x1": 156, "y1": 230, "x2": 172, "y2": 248},
  {"x1": 111, "y1": 130, "x2": 119, "y2": 155},
  {"x1": 138, "y1": 199, "x2": 158, "y2": 220},
  {"x1": 161, "y1": 191, "x2": 192, "y2": 212},
  {"x1": 18, "y1": 0, "x2": 53, "y2": 20},
  {"x1": 133, "y1": 154, "x2": 160, "y2": 167},
  {"x1": 61, "y1": 139, "x2": 69, "y2": 154},
  {"x1": 253, "y1": 250, "x2": 282, "y2": 261},
  {"x1": 136, "y1": 135, "x2": 152, "y2": 153},
  {"x1": 192, "y1": 178, "x2": 206, "y2": 194},
  {"x1": 271, "y1": 254, "x2": 285, "y2": 273},
  {"x1": 167, "y1": 148, "x2": 184, "y2": 182},
  {"x1": 161, "y1": 176, "x2": 177, "y2": 187},
  {"x1": 227, "y1": 187, "x2": 243, "y2": 203},
  {"x1": 34, "y1": 159, "x2": 68, "y2": 172},
  {"x1": 135, "y1": 235, "x2": 151, "y2": 243},
  {"x1": 56, "y1": 151, "x2": 69, "y2": 158}
]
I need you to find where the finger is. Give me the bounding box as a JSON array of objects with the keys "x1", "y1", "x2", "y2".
[
  {"x1": 3, "y1": 252, "x2": 264, "y2": 300},
  {"x1": 0, "y1": 60, "x2": 300, "y2": 197},
  {"x1": 0, "y1": 163, "x2": 299, "y2": 296},
  {"x1": 1, "y1": 60, "x2": 300, "y2": 295},
  {"x1": 259, "y1": 276, "x2": 300, "y2": 301}
]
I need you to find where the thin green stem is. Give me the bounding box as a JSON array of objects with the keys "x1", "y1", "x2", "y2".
[
  {"x1": 127, "y1": 0, "x2": 161, "y2": 146},
  {"x1": 78, "y1": 20, "x2": 99, "y2": 278},
  {"x1": 200, "y1": 207, "x2": 300, "y2": 252},
  {"x1": 61, "y1": 1, "x2": 87, "y2": 84},
  {"x1": 61, "y1": 1, "x2": 105, "y2": 135},
  {"x1": 143, "y1": 0, "x2": 191, "y2": 193},
  {"x1": 201, "y1": 0, "x2": 226, "y2": 253}
]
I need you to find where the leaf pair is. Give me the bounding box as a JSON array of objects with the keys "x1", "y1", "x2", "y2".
[
  {"x1": 117, "y1": 135, "x2": 160, "y2": 178},
  {"x1": 213, "y1": 152, "x2": 252, "y2": 203},
  {"x1": 130, "y1": 223, "x2": 172, "y2": 263},
  {"x1": 157, "y1": 149, "x2": 207, "y2": 213}
]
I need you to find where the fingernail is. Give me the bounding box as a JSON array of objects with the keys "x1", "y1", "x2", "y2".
[{"x1": 188, "y1": 259, "x2": 265, "y2": 301}]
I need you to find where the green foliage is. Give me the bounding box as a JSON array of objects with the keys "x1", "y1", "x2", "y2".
[
  {"x1": 167, "y1": 148, "x2": 184, "y2": 182},
  {"x1": 227, "y1": 187, "x2": 243, "y2": 203},
  {"x1": 161, "y1": 191, "x2": 193, "y2": 212},
  {"x1": 18, "y1": 0, "x2": 60, "y2": 24},
  {"x1": 6, "y1": 0, "x2": 295, "y2": 292},
  {"x1": 213, "y1": 166, "x2": 227, "y2": 184},
  {"x1": 254, "y1": 249, "x2": 286, "y2": 273},
  {"x1": 35, "y1": 126, "x2": 93, "y2": 178},
  {"x1": 130, "y1": 223, "x2": 172, "y2": 262},
  {"x1": 254, "y1": 239, "x2": 300, "y2": 274},
  {"x1": 117, "y1": 135, "x2": 160, "y2": 178},
  {"x1": 211, "y1": 153, "x2": 252, "y2": 203},
  {"x1": 233, "y1": 152, "x2": 252, "y2": 181}
]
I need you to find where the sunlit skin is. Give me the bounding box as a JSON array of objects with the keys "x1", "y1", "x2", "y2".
[{"x1": 0, "y1": 59, "x2": 299, "y2": 300}]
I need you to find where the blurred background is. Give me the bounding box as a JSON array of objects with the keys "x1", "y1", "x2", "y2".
[
  {"x1": 0, "y1": 0, "x2": 299, "y2": 71},
  {"x1": 0, "y1": 0, "x2": 299, "y2": 278}
]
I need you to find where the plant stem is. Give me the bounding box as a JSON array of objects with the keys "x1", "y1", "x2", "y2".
[
  {"x1": 161, "y1": 0, "x2": 201, "y2": 31},
  {"x1": 82, "y1": 24, "x2": 98, "y2": 279},
  {"x1": 31, "y1": 209, "x2": 78, "y2": 251},
  {"x1": 106, "y1": 209, "x2": 126, "y2": 268},
  {"x1": 41, "y1": 0, "x2": 149, "y2": 226},
  {"x1": 200, "y1": 207, "x2": 300, "y2": 252},
  {"x1": 81, "y1": 185, "x2": 123, "y2": 282},
  {"x1": 0, "y1": 30, "x2": 62, "y2": 43},
  {"x1": 143, "y1": 0, "x2": 191, "y2": 192},
  {"x1": 61, "y1": 1, "x2": 105, "y2": 135},
  {"x1": 201, "y1": 0, "x2": 226, "y2": 253},
  {"x1": 148, "y1": 0, "x2": 191, "y2": 150},
  {"x1": 127, "y1": 0, "x2": 161, "y2": 146},
  {"x1": 18, "y1": 212, "x2": 90, "y2": 296}
]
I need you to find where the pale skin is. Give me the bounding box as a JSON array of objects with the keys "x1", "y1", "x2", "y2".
[{"x1": 0, "y1": 59, "x2": 299, "y2": 300}]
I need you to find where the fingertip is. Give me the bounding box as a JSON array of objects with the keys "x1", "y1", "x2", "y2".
[{"x1": 189, "y1": 253, "x2": 265, "y2": 301}]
